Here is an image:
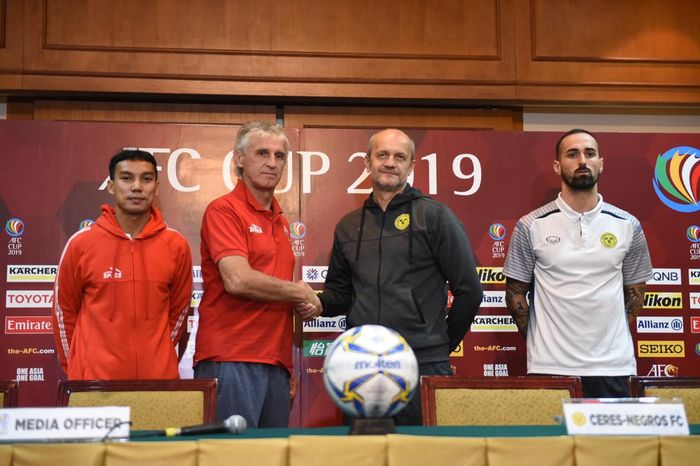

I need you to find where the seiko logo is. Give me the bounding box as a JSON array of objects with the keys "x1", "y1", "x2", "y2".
[
  {"x1": 647, "y1": 268, "x2": 681, "y2": 285},
  {"x1": 638, "y1": 340, "x2": 685, "y2": 357},
  {"x1": 636, "y1": 317, "x2": 684, "y2": 333},
  {"x1": 103, "y1": 267, "x2": 122, "y2": 279},
  {"x1": 249, "y1": 224, "x2": 263, "y2": 234}
]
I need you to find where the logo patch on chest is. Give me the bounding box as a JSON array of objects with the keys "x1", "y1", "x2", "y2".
[
  {"x1": 600, "y1": 232, "x2": 618, "y2": 248},
  {"x1": 394, "y1": 214, "x2": 410, "y2": 231}
]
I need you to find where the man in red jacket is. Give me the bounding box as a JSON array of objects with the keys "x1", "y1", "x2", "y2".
[{"x1": 52, "y1": 149, "x2": 193, "y2": 379}]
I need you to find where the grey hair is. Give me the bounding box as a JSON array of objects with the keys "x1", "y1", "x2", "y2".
[{"x1": 234, "y1": 121, "x2": 290, "y2": 177}]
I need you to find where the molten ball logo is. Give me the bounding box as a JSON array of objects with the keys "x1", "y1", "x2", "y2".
[
  {"x1": 687, "y1": 226, "x2": 700, "y2": 243},
  {"x1": 289, "y1": 221, "x2": 306, "y2": 239},
  {"x1": 653, "y1": 146, "x2": 700, "y2": 212},
  {"x1": 488, "y1": 223, "x2": 506, "y2": 241},
  {"x1": 5, "y1": 218, "x2": 24, "y2": 237}
]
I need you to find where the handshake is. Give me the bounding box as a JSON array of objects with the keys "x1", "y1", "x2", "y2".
[{"x1": 292, "y1": 281, "x2": 323, "y2": 321}]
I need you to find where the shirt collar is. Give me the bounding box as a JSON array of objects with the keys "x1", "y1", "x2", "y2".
[
  {"x1": 232, "y1": 180, "x2": 283, "y2": 215},
  {"x1": 555, "y1": 192, "x2": 603, "y2": 222}
]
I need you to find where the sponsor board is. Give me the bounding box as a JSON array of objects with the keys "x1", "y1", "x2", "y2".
[
  {"x1": 5, "y1": 290, "x2": 53, "y2": 308},
  {"x1": 636, "y1": 316, "x2": 684, "y2": 334},
  {"x1": 302, "y1": 266, "x2": 328, "y2": 283},
  {"x1": 647, "y1": 268, "x2": 681, "y2": 286},
  {"x1": 15, "y1": 367, "x2": 45, "y2": 382},
  {"x1": 637, "y1": 341, "x2": 685, "y2": 358},
  {"x1": 646, "y1": 364, "x2": 679, "y2": 377},
  {"x1": 483, "y1": 363, "x2": 509, "y2": 376},
  {"x1": 5, "y1": 316, "x2": 52, "y2": 334},
  {"x1": 450, "y1": 342, "x2": 463, "y2": 357},
  {"x1": 643, "y1": 292, "x2": 682, "y2": 309},
  {"x1": 191, "y1": 290, "x2": 202, "y2": 308},
  {"x1": 691, "y1": 316, "x2": 700, "y2": 333},
  {"x1": 690, "y1": 292, "x2": 700, "y2": 309},
  {"x1": 470, "y1": 315, "x2": 517, "y2": 332},
  {"x1": 477, "y1": 267, "x2": 505, "y2": 284},
  {"x1": 303, "y1": 340, "x2": 333, "y2": 357},
  {"x1": 6, "y1": 265, "x2": 57, "y2": 283},
  {"x1": 6, "y1": 347, "x2": 55, "y2": 356},
  {"x1": 480, "y1": 291, "x2": 506, "y2": 308},
  {"x1": 192, "y1": 266, "x2": 202, "y2": 284},
  {"x1": 302, "y1": 316, "x2": 346, "y2": 333},
  {"x1": 689, "y1": 269, "x2": 700, "y2": 285},
  {"x1": 472, "y1": 344, "x2": 517, "y2": 352}
]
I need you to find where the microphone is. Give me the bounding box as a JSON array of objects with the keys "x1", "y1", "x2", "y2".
[{"x1": 163, "y1": 414, "x2": 247, "y2": 437}]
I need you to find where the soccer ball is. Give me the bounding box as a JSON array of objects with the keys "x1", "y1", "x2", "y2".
[{"x1": 323, "y1": 325, "x2": 419, "y2": 418}]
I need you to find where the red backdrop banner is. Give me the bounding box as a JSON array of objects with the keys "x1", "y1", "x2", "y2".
[{"x1": 1, "y1": 122, "x2": 699, "y2": 426}]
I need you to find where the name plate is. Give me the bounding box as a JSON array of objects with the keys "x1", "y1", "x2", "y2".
[
  {"x1": 563, "y1": 398, "x2": 689, "y2": 436},
  {"x1": 0, "y1": 406, "x2": 130, "y2": 442}
]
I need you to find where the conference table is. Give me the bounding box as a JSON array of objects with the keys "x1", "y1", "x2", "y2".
[{"x1": 2, "y1": 425, "x2": 699, "y2": 466}]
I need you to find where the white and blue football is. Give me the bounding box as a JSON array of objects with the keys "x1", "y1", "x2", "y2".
[{"x1": 323, "y1": 324, "x2": 419, "y2": 418}]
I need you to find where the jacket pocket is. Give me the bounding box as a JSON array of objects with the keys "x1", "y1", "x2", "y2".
[{"x1": 410, "y1": 289, "x2": 427, "y2": 325}]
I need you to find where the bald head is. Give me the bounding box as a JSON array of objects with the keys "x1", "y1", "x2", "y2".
[{"x1": 367, "y1": 129, "x2": 415, "y2": 162}]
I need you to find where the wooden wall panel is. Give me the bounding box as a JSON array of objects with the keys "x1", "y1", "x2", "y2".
[
  {"x1": 284, "y1": 106, "x2": 522, "y2": 131},
  {"x1": 514, "y1": 0, "x2": 700, "y2": 103},
  {"x1": 30, "y1": 101, "x2": 277, "y2": 124},
  {"x1": 0, "y1": 0, "x2": 23, "y2": 89},
  {"x1": 17, "y1": 0, "x2": 516, "y2": 100},
  {"x1": 2, "y1": 0, "x2": 700, "y2": 104}
]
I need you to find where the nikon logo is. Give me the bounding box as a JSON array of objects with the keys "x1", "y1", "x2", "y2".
[
  {"x1": 643, "y1": 292, "x2": 682, "y2": 309},
  {"x1": 638, "y1": 340, "x2": 685, "y2": 357},
  {"x1": 477, "y1": 267, "x2": 505, "y2": 284}
]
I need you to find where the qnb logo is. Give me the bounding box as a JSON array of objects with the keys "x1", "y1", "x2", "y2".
[
  {"x1": 653, "y1": 146, "x2": 700, "y2": 212},
  {"x1": 103, "y1": 267, "x2": 122, "y2": 279},
  {"x1": 249, "y1": 224, "x2": 263, "y2": 234},
  {"x1": 488, "y1": 223, "x2": 506, "y2": 241},
  {"x1": 289, "y1": 221, "x2": 307, "y2": 239},
  {"x1": 688, "y1": 226, "x2": 700, "y2": 243},
  {"x1": 5, "y1": 218, "x2": 24, "y2": 237}
]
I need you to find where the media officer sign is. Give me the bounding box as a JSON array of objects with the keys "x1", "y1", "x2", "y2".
[{"x1": 0, "y1": 407, "x2": 130, "y2": 441}]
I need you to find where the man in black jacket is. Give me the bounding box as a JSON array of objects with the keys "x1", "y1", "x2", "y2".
[{"x1": 319, "y1": 128, "x2": 483, "y2": 425}]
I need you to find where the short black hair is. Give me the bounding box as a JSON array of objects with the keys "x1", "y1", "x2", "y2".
[
  {"x1": 555, "y1": 129, "x2": 598, "y2": 160},
  {"x1": 109, "y1": 149, "x2": 158, "y2": 180}
]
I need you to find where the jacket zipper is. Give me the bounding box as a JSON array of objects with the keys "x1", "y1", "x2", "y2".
[{"x1": 376, "y1": 211, "x2": 386, "y2": 324}]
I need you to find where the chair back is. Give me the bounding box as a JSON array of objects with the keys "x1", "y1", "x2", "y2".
[
  {"x1": 421, "y1": 376, "x2": 583, "y2": 426},
  {"x1": 57, "y1": 379, "x2": 217, "y2": 430},
  {"x1": 0, "y1": 380, "x2": 19, "y2": 407},
  {"x1": 629, "y1": 376, "x2": 700, "y2": 424}
]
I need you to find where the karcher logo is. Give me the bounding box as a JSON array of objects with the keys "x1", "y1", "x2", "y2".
[
  {"x1": 638, "y1": 340, "x2": 685, "y2": 358},
  {"x1": 643, "y1": 292, "x2": 682, "y2": 309},
  {"x1": 6, "y1": 265, "x2": 57, "y2": 283},
  {"x1": 470, "y1": 315, "x2": 517, "y2": 332},
  {"x1": 477, "y1": 267, "x2": 505, "y2": 284}
]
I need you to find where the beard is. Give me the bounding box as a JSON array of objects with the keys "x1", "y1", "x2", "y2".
[{"x1": 562, "y1": 168, "x2": 599, "y2": 191}]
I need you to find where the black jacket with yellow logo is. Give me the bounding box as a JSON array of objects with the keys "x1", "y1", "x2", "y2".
[{"x1": 320, "y1": 185, "x2": 483, "y2": 364}]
